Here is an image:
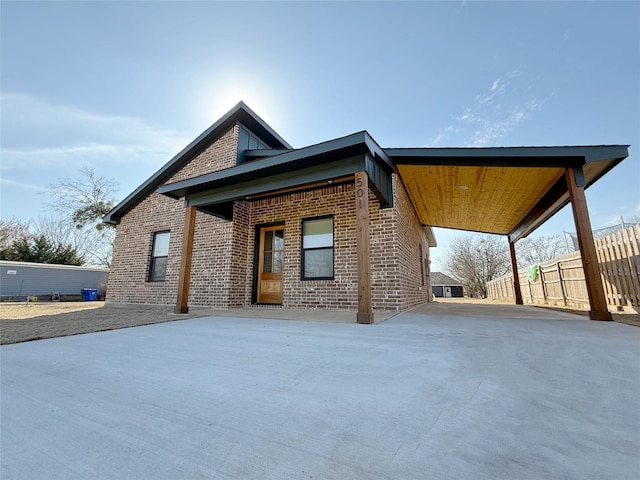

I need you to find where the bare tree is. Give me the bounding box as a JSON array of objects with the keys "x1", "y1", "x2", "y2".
[
  {"x1": 46, "y1": 166, "x2": 118, "y2": 267},
  {"x1": 443, "y1": 234, "x2": 510, "y2": 298},
  {"x1": 516, "y1": 235, "x2": 568, "y2": 268},
  {"x1": 0, "y1": 217, "x2": 32, "y2": 249},
  {"x1": 47, "y1": 166, "x2": 118, "y2": 231}
]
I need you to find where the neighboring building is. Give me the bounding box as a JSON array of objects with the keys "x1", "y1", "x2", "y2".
[
  {"x1": 431, "y1": 272, "x2": 464, "y2": 298},
  {"x1": 0, "y1": 261, "x2": 109, "y2": 301},
  {"x1": 103, "y1": 102, "x2": 627, "y2": 322}
]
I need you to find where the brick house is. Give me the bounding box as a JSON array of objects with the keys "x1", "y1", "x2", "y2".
[
  {"x1": 105, "y1": 102, "x2": 628, "y2": 322},
  {"x1": 105, "y1": 103, "x2": 436, "y2": 322}
]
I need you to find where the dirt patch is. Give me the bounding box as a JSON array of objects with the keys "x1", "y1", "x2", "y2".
[
  {"x1": 0, "y1": 302, "x2": 208, "y2": 345},
  {"x1": 0, "y1": 301, "x2": 105, "y2": 320},
  {"x1": 2, "y1": 298, "x2": 637, "y2": 346}
]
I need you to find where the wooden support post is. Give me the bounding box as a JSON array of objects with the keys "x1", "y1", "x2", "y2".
[
  {"x1": 355, "y1": 171, "x2": 374, "y2": 324},
  {"x1": 565, "y1": 168, "x2": 612, "y2": 320},
  {"x1": 174, "y1": 206, "x2": 197, "y2": 314},
  {"x1": 508, "y1": 239, "x2": 523, "y2": 305}
]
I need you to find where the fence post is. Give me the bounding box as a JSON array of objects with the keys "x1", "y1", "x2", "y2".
[
  {"x1": 626, "y1": 225, "x2": 640, "y2": 306},
  {"x1": 557, "y1": 262, "x2": 567, "y2": 307}
]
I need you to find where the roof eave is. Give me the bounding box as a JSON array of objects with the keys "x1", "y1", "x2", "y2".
[
  {"x1": 508, "y1": 147, "x2": 629, "y2": 242},
  {"x1": 102, "y1": 101, "x2": 291, "y2": 225},
  {"x1": 158, "y1": 131, "x2": 384, "y2": 199}
]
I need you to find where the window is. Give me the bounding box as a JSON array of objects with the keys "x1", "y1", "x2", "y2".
[
  {"x1": 148, "y1": 231, "x2": 170, "y2": 282},
  {"x1": 419, "y1": 244, "x2": 425, "y2": 287},
  {"x1": 302, "y1": 217, "x2": 333, "y2": 279}
]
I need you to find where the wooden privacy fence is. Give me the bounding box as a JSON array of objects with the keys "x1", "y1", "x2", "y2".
[{"x1": 487, "y1": 225, "x2": 640, "y2": 308}]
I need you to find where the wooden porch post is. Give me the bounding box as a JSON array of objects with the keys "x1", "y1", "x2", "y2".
[
  {"x1": 355, "y1": 170, "x2": 374, "y2": 324},
  {"x1": 508, "y1": 239, "x2": 523, "y2": 305},
  {"x1": 565, "y1": 167, "x2": 612, "y2": 320},
  {"x1": 174, "y1": 206, "x2": 197, "y2": 314}
]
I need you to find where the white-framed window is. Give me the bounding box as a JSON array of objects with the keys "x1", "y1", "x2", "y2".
[{"x1": 301, "y1": 216, "x2": 334, "y2": 280}]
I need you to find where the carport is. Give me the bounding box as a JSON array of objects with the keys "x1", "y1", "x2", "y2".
[
  {"x1": 163, "y1": 128, "x2": 628, "y2": 322},
  {"x1": 103, "y1": 102, "x2": 628, "y2": 320},
  {"x1": 389, "y1": 145, "x2": 629, "y2": 320}
]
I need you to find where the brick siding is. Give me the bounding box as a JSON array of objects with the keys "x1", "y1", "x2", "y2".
[{"x1": 108, "y1": 125, "x2": 431, "y2": 312}]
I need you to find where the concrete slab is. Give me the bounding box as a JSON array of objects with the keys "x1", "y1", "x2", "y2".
[
  {"x1": 189, "y1": 306, "x2": 399, "y2": 323},
  {"x1": 2, "y1": 306, "x2": 639, "y2": 479}
]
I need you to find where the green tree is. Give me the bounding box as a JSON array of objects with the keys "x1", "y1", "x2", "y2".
[{"x1": 0, "y1": 235, "x2": 84, "y2": 265}]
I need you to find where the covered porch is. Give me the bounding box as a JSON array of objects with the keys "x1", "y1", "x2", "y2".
[{"x1": 160, "y1": 140, "x2": 628, "y2": 322}]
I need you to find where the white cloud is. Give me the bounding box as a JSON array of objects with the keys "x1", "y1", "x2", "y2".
[
  {"x1": 0, "y1": 92, "x2": 190, "y2": 171},
  {"x1": 430, "y1": 71, "x2": 546, "y2": 147},
  {"x1": 0, "y1": 177, "x2": 48, "y2": 192}
]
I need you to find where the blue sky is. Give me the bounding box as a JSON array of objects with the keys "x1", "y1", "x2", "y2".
[{"x1": 1, "y1": 1, "x2": 639, "y2": 269}]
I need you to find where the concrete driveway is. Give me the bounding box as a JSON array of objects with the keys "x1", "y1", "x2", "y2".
[{"x1": 2, "y1": 305, "x2": 639, "y2": 479}]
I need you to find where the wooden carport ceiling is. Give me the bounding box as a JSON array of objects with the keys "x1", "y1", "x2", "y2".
[
  {"x1": 388, "y1": 145, "x2": 628, "y2": 240},
  {"x1": 397, "y1": 164, "x2": 565, "y2": 234}
]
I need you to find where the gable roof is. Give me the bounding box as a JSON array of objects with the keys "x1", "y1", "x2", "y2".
[
  {"x1": 430, "y1": 272, "x2": 462, "y2": 286},
  {"x1": 103, "y1": 102, "x2": 291, "y2": 225},
  {"x1": 103, "y1": 102, "x2": 628, "y2": 242}
]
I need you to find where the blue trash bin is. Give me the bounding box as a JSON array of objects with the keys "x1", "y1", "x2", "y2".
[{"x1": 82, "y1": 289, "x2": 98, "y2": 301}]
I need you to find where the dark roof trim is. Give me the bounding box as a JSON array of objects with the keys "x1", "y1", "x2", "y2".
[
  {"x1": 508, "y1": 146, "x2": 629, "y2": 242},
  {"x1": 386, "y1": 145, "x2": 629, "y2": 168},
  {"x1": 244, "y1": 149, "x2": 293, "y2": 160},
  {"x1": 158, "y1": 131, "x2": 394, "y2": 200},
  {"x1": 185, "y1": 156, "x2": 365, "y2": 212},
  {"x1": 103, "y1": 101, "x2": 291, "y2": 224}
]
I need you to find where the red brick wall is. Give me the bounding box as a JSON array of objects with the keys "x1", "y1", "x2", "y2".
[
  {"x1": 235, "y1": 176, "x2": 430, "y2": 312},
  {"x1": 392, "y1": 175, "x2": 432, "y2": 310},
  {"x1": 108, "y1": 124, "x2": 431, "y2": 312},
  {"x1": 166, "y1": 126, "x2": 238, "y2": 184},
  {"x1": 246, "y1": 184, "x2": 358, "y2": 310},
  {"x1": 107, "y1": 127, "x2": 238, "y2": 307}
]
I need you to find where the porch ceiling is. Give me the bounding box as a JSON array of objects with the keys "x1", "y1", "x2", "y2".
[
  {"x1": 397, "y1": 164, "x2": 564, "y2": 235},
  {"x1": 389, "y1": 145, "x2": 629, "y2": 241}
]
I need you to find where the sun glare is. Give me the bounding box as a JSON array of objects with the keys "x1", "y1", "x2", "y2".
[{"x1": 196, "y1": 73, "x2": 283, "y2": 130}]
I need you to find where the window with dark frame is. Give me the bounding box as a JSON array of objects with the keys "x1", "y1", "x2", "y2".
[
  {"x1": 148, "y1": 231, "x2": 170, "y2": 282},
  {"x1": 302, "y1": 216, "x2": 334, "y2": 280}
]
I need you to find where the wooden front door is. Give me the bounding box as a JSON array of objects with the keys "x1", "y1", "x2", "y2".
[{"x1": 257, "y1": 226, "x2": 284, "y2": 304}]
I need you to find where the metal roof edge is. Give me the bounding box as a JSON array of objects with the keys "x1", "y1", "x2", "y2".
[
  {"x1": 158, "y1": 131, "x2": 375, "y2": 198},
  {"x1": 0, "y1": 260, "x2": 110, "y2": 272}
]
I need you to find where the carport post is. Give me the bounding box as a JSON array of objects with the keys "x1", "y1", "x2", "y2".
[
  {"x1": 508, "y1": 239, "x2": 523, "y2": 305},
  {"x1": 355, "y1": 170, "x2": 374, "y2": 324},
  {"x1": 174, "y1": 206, "x2": 197, "y2": 314},
  {"x1": 565, "y1": 167, "x2": 612, "y2": 321}
]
